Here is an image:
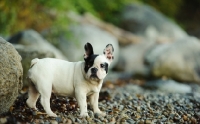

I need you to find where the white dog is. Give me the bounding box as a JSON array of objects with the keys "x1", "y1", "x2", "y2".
[{"x1": 26, "y1": 42, "x2": 114, "y2": 117}]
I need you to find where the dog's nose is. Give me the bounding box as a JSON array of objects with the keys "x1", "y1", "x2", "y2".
[{"x1": 91, "y1": 68, "x2": 98, "y2": 74}]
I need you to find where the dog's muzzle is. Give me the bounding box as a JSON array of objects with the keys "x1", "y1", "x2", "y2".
[
  {"x1": 90, "y1": 74, "x2": 98, "y2": 78},
  {"x1": 90, "y1": 68, "x2": 100, "y2": 81}
]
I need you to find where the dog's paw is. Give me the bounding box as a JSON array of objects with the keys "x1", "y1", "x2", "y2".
[
  {"x1": 80, "y1": 112, "x2": 89, "y2": 118},
  {"x1": 48, "y1": 112, "x2": 57, "y2": 117},
  {"x1": 95, "y1": 111, "x2": 106, "y2": 117},
  {"x1": 26, "y1": 100, "x2": 37, "y2": 110}
]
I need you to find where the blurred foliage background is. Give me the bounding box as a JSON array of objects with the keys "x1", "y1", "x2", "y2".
[{"x1": 0, "y1": 0, "x2": 200, "y2": 36}]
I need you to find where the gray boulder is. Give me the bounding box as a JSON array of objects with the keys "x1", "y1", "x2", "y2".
[
  {"x1": 120, "y1": 3, "x2": 187, "y2": 42},
  {"x1": 143, "y1": 79, "x2": 192, "y2": 93},
  {"x1": 14, "y1": 44, "x2": 55, "y2": 88},
  {"x1": 145, "y1": 36, "x2": 200, "y2": 83},
  {"x1": 58, "y1": 23, "x2": 119, "y2": 68},
  {"x1": 0, "y1": 37, "x2": 23, "y2": 114},
  {"x1": 8, "y1": 30, "x2": 66, "y2": 88},
  {"x1": 115, "y1": 41, "x2": 155, "y2": 77},
  {"x1": 8, "y1": 29, "x2": 67, "y2": 60}
]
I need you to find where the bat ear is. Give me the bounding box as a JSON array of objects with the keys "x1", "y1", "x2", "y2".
[
  {"x1": 103, "y1": 44, "x2": 114, "y2": 63},
  {"x1": 84, "y1": 42, "x2": 94, "y2": 59}
]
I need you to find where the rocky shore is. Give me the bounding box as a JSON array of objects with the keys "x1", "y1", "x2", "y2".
[
  {"x1": 0, "y1": 81, "x2": 200, "y2": 124},
  {"x1": 1, "y1": 2, "x2": 200, "y2": 124}
]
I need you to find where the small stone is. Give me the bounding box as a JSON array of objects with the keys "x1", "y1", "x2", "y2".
[
  {"x1": 39, "y1": 120, "x2": 44, "y2": 124},
  {"x1": 94, "y1": 118, "x2": 101, "y2": 123},
  {"x1": 44, "y1": 121, "x2": 50, "y2": 124},
  {"x1": 0, "y1": 118, "x2": 7, "y2": 124},
  {"x1": 103, "y1": 119, "x2": 108, "y2": 123},
  {"x1": 147, "y1": 102, "x2": 151, "y2": 109},
  {"x1": 191, "y1": 117, "x2": 197, "y2": 124},
  {"x1": 136, "y1": 114, "x2": 141, "y2": 119},
  {"x1": 34, "y1": 119, "x2": 40, "y2": 124},
  {"x1": 174, "y1": 114, "x2": 181, "y2": 120},
  {"x1": 76, "y1": 118, "x2": 82, "y2": 123},
  {"x1": 183, "y1": 115, "x2": 187, "y2": 121},
  {"x1": 127, "y1": 105, "x2": 132, "y2": 109},
  {"x1": 157, "y1": 115, "x2": 162, "y2": 119},
  {"x1": 119, "y1": 105, "x2": 124, "y2": 110},
  {"x1": 56, "y1": 117, "x2": 62, "y2": 123},
  {"x1": 109, "y1": 117, "x2": 116, "y2": 123},
  {"x1": 128, "y1": 96, "x2": 133, "y2": 100},
  {"x1": 180, "y1": 119, "x2": 184, "y2": 123},
  {"x1": 94, "y1": 113, "x2": 100, "y2": 118},
  {"x1": 195, "y1": 112, "x2": 200, "y2": 117},
  {"x1": 137, "y1": 106, "x2": 141, "y2": 112},
  {"x1": 169, "y1": 113, "x2": 175, "y2": 118},
  {"x1": 162, "y1": 117, "x2": 167, "y2": 122},
  {"x1": 50, "y1": 120, "x2": 58, "y2": 124},
  {"x1": 32, "y1": 111, "x2": 37, "y2": 116},
  {"x1": 187, "y1": 114, "x2": 191, "y2": 118},
  {"x1": 69, "y1": 116, "x2": 75, "y2": 122},
  {"x1": 86, "y1": 117, "x2": 92, "y2": 122},
  {"x1": 62, "y1": 119, "x2": 67, "y2": 123},
  {"x1": 153, "y1": 111, "x2": 160, "y2": 116},
  {"x1": 168, "y1": 119, "x2": 174, "y2": 124},
  {"x1": 138, "y1": 120, "x2": 144, "y2": 124},
  {"x1": 88, "y1": 110, "x2": 94, "y2": 118},
  {"x1": 145, "y1": 120, "x2": 151, "y2": 124},
  {"x1": 163, "y1": 112, "x2": 168, "y2": 116},
  {"x1": 66, "y1": 119, "x2": 72, "y2": 124},
  {"x1": 39, "y1": 115, "x2": 44, "y2": 119},
  {"x1": 124, "y1": 92, "x2": 130, "y2": 97},
  {"x1": 127, "y1": 119, "x2": 135, "y2": 123}
]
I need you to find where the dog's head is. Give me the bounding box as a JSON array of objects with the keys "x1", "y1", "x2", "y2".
[{"x1": 83, "y1": 43, "x2": 114, "y2": 82}]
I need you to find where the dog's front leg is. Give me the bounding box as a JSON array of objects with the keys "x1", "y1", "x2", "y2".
[
  {"x1": 89, "y1": 92, "x2": 106, "y2": 116},
  {"x1": 75, "y1": 89, "x2": 88, "y2": 117}
]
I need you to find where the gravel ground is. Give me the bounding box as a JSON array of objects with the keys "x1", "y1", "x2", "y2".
[{"x1": 0, "y1": 80, "x2": 200, "y2": 124}]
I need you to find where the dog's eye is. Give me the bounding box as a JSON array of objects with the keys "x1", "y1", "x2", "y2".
[{"x1": 100, "y1": 64, "x2": 104, "y2": 68}]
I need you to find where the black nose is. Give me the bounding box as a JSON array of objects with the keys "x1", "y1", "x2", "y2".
[{"x1": 91, "y1": 68, "x2": 98, "y2": 74}]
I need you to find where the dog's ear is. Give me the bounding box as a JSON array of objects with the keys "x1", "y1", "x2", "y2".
[
  {"x1": 84, "y1": 42, "x2": 94, "y2": 59},
  {"x1": 103, "y1": 44, "x2": 114, "y2": 63}
]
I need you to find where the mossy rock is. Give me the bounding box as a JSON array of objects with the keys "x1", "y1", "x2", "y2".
[{"x1": 0, "y1": 37, "x2": 23, "y2": 114}]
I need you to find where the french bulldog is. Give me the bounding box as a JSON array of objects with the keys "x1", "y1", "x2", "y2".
[{"x1": 26, "y1": 42, "x2": 114, "y2": 117}]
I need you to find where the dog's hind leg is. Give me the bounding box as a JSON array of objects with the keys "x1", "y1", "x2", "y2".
[
  {"x1": 26, "y1": 80, "x2": 40, "y2": 110},
  {"x1": 39, "y1": 83, "x2": 57, "y2": 117},
  {"x1": 40, "y1": 95, "x2": 57, "y2": 117}
]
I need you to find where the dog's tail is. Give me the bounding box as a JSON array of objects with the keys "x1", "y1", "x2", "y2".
[
  {"x1": 30, "y1": 58, "x2": 39, "y2": 68},
  {"x1": 27, "y1": 58, "x2": 39, "y2": 80}
]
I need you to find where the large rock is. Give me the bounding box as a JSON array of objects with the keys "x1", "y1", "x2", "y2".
[
  {"x1": 115, "y1": 41, "x2": 155, "y2": 77},
  {"x1": 145, "y1": 36, "x2": 200, "y2": 83},
  {"x1": 66, "y1": 12, "x2": 143, "y2": 45},
  {"x1": 8, "y1": 30, "x2": 67, "y2": 88},
  {"x1": 120, "y1": 3, "x2": 187, "y2": 42},
  {"x1": 57, "y1": 23, "x2": 119, "y2": 68},
  {"x1": 14, "y1": 44, "x2": 55, "y2": 88},
  {"x1": 8, "y1": 29, "x2": 67, "y2": 60},
  {"x1": 0, "y1": 37, "x2": 23, "y2": 114},
  {"x1": 143, "y1": 79, "x2": 192, "y2": 93}
]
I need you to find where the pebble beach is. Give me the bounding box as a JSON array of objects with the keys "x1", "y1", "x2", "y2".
[{"x1": 1, "y1": 81, "x2": 200, "y2": 124}]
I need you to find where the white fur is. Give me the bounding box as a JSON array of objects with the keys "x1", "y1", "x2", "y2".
[{"x1": 26, "y1": 57, "x2": 107, "y2": 117}]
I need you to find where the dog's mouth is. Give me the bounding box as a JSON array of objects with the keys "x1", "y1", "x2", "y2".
[
  {"x1": 90, "y1": 74, "x2": 99, "y2": 81},
  {"x1": 90, "y1": 74, "x2": 98, "y2": 78}
]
